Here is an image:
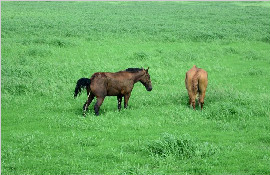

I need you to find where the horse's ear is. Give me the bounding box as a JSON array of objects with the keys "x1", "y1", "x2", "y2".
[{"x1": 146, "y1": 67, "x2": 149, "y2": 72}]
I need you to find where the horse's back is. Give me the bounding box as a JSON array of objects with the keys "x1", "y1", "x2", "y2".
[
  {"x1": 90, "y1": 72, "x2": 134, "y2": 96},
  {"x1": 106, "y1": 72, "x2": 135, "y2": 95},
  {"x1": 106, "y1": 71, "x2": 132, "y2": 80}
]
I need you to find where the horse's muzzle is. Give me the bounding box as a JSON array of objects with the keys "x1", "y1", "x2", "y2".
[{"x1": 147, "y1": 87, "x2": 152, "y2": 91}]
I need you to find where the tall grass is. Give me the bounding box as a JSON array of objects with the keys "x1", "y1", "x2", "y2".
[{"x1": 1, "y1": 1, "x2": 270, "y2": 175}]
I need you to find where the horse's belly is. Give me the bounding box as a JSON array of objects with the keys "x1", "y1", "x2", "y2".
[
  {"x1": 107, "y1": 87, "x2": 131, "y2": 96},
  {"x1": 107, "y1": 88, "x2": 121, "y2": 96}
]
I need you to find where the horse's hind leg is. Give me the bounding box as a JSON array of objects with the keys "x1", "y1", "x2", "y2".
[
  {"x1": 191, "y1": 97, "x2": 196, "y2": 110},
  {"x1": 83, "y1": 87, "x2": 91, "y2": 110},
  {"x1": 198, "y1": 73, "x2": 208, "y2": 110},
  {"x1": 188, "y1": 91, "x2": 196, "y2": 110},
  {"x1": 94, "y1": 97, "x2": 105, "y2": 116},
  {"x1": 117, "y1": 95, "x2": 123, "y2": 111},
  {"x1": 83, "y1": 92, "x2": 94, "y2": 115},
  {"x1": 199, "y1": 91, "x2": 206, "y2": 110}
]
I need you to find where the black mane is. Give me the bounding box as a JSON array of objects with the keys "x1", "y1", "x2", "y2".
[{"x1": 125, "y1": 68, "x2": 143, "y2": 73}]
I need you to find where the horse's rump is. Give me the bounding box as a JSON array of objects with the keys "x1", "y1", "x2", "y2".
[
  {"x1": 185, "y1": 65, "x2": 208, "y2": 110},
  {"x1": 185, "y1": 65, "x2": 198, "y2": 95},
  {"x1": 192, "y1": 69, "x2": 199, "y2": 95},
  {"x1": 197, "y1": 69, "x2": 208, "y2": 92}
]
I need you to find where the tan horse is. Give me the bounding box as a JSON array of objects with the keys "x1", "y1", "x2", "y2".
[
  {"x1": 185, "y1": 65, "x2": 208, "y2": 110},
  {"x1": 74, "y1": 68, "x2": 152, "y2": 116}
]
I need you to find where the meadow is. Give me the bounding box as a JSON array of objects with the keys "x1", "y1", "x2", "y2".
[{"x1": 1, "y1": 1, "x2": 270, "y2": 174}]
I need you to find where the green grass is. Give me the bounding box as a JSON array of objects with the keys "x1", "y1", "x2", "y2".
[{"x1": 1, "y1": 1, "x2": 270, "y2": 174}]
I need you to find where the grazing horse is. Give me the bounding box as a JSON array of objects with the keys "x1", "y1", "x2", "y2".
[
  {"x1": 74, "y1": 67, "x2": 152, "y2": 116},
  {"x1": 185, "y1": 65, "x2": 208, "y2": 110}
]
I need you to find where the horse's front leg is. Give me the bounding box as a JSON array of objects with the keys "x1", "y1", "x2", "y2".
[
  {"x1": 94, "y1": 97, "x2": 105, "y2": 116},
  {"x1": 124, "y1": 93, "x2": 131, "y2": 109},
  {"x1": 117, "y1": 95, "x2": 123, "y2": 111}
]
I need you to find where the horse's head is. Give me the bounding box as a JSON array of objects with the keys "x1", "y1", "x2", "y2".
[{"x1": 140, "y1": 67, "x2": 152, "y2": 91}]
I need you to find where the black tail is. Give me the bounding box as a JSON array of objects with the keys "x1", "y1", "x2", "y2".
[{"x1": 74, "y1": 78, "x2": 91, "y2": 98}]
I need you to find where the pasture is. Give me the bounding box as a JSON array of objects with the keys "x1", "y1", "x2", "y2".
[{"x1": 1, "y1": 1, "x2": 270, "y2": 174}]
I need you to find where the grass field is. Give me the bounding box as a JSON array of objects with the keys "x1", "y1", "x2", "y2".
[{"x1": 1, "y1": 1, "x2": 270, "y2": 174}]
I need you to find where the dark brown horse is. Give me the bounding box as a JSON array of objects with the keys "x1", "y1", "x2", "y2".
[
  {"x1": 74, "y1": 67, "x2": 152, "y2": 116},
  {"x1": 185, "y1": 65, "x2": 208, "y2": 110}
]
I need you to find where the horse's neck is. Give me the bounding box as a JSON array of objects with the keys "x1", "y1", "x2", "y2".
[{"x1": 132, "y1": 71, "x2": 144, "y2": 83}]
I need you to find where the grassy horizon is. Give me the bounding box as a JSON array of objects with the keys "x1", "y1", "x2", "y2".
[{"x1": 1, "y1": 1, "x2": 270, "y2": 174}]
